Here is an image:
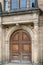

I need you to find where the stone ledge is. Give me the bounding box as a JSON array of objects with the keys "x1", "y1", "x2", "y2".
[{"x1": 0, "y1": 8, "x2": 40, "y2": 17}]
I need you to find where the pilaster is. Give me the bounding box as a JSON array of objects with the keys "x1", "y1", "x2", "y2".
[
  {"x1": 27, "y1": 0, "x2": 30, "y2": 8},
  {"x1": 34, "y1": 21, "x2": 39, "y2": 63},
  {"x1": 8, "y1": 0, "x2": 10, "y2": 11}
]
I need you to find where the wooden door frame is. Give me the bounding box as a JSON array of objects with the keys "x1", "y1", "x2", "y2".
[{"x1": 9, "y1": 29, "x2": 32, "y2": 63}]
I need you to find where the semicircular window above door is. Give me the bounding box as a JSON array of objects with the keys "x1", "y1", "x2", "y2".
[{"x1": 10, "y1": 29, "x2": 32, "y2": 63}]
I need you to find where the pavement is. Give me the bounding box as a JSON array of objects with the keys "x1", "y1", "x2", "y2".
[{"x1": 1, "y1": 63, "x2": 43, "y2": 65}]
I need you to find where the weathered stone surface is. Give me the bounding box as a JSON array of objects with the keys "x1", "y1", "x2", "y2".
[
  {"x1": 0, "y1": 0, "x2": 43, "y2": 64},
  {"x1": 38, "y1": 0, "x2": 43, "y2": 10},
  {"x1": 39, "y1": 15, "x2": 43, "y2": 62},
  {"x1": 2, "y1": 14, "x2": 34, "y2": 24}
]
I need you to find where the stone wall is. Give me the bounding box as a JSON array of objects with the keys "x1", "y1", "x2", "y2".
[
  {"x1": 39, "y1": 15, "x2": 43, "y2": 62},
  {"x1": 0, "y1": 0, "x2": 4, "y2": 11},
  {"x1": 38, "y1": 0, "x2": 43, "y2": 10}
]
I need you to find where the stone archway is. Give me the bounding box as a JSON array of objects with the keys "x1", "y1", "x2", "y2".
[
  {"x1": 5, "y1": 25, "x2": 34, "y2": 63},
  {"x1": 10, "y1": 29, "x2": 32, "y2": 63}
]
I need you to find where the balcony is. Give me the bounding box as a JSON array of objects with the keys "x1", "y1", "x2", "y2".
[{"x1": 1, "y1": 8, "x2": 40, "y2": 25}]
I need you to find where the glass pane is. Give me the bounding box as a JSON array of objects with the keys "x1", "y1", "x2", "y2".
[
  {"x1": 30, "y1": 0, "x2": 35, "y2": 8},
  {"x1": 11, "y1": 0, "x2": 18, "y2": 10},
  {"x1": 20, "y1": 0, "x2": 27, "y2": 8},
  {"x1": 4, "y1": 0, "x2": 8, "y2": 11}
]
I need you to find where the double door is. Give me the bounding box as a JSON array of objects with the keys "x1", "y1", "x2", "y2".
[{"x1": 10, "y1": 30, "x2": 31, "y2": 63}]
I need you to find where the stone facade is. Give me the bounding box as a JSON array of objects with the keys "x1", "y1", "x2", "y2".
[
  {"x1": 39, "y1": 15, "x2": 43, "y2": 62},
  {"x1": 0, "y1": 0, "x2": 43, "y2": 64},
  {"x1": 38, "y1": 0, "x2": 43, "y2": 10}
]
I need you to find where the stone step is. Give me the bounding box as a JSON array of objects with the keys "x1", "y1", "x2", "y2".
[{"x1": 3, "y1": 63, "x2": 32, "y2": 65}]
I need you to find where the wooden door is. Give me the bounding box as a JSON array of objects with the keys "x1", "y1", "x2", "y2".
[{"x1": 10, "y1": 29, "x2": 31, "y2": 63}]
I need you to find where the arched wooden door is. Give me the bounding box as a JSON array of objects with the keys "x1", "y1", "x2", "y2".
[{"x1": 10, "y1": 29, "x2": 31, "y2": 63}]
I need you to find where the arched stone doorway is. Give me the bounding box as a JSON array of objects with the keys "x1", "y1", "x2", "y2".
[{"x1": 10, "y1": 29, "x2": 32, "y2": 63}]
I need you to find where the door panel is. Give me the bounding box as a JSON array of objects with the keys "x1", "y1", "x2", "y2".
[
  {"x1": 12, "y1": 45, "x2": 19, "y2": 51},
  {"x1": 23, "y1": 44, "x2": 30, "y2": 51},
  {"x1": 10, "y1": 29, "x2": 31, "y2": 63}
]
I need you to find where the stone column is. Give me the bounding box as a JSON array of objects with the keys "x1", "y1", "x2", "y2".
[
  {"x1": 8, "y1": 0, "x2": 10, "y2": 11},
  {"x1": 27, "y1": 0, "x2": 30, "y2": 8},
  {"x1": 2, "y1": 27, "x2": 10, "y2": 63},
  {"x1": 0, "y1": 17, "x2": 2, "y2": 64},
  {"x1": 0, "y1": 0, "x2": 4, "y2": 11},
  {"x1": 4, "y1": 40, "x2": 9, "y2": 63},
  {"x1": 34, "y1": 22, "x2": 39, "y2": 63}
]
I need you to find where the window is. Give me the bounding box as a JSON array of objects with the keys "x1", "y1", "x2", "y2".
[
  {"x1": 30, "y1": 0, "x2": 35, "y2": 8},
  {"x1": 11, "y1": 0, "x2": 27, "y2": 10},
  {"x1": 4, "y1": 0, "x2": 8, "y2": 11},
  {"x1": 4, "y1": 0, "x2": 37, "y2": 11},
  {"x1": 20, "y1": 0, "x2": 27, "y2": 8},
  {"x1": 11, "y1": 0, "x2": 18, "y2": 10}
]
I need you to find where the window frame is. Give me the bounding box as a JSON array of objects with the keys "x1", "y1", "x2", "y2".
[
  {"x1": 4, "y1": 0, "x2": 37, "y2": 11},
  {"x1": 4, "y1": 0, "x2": 8, "y2": 11},
  {"x1": 10, "y1": 0, "x2": 28, "y2": 11},
  {"x1": 20, "y1": 0, "x2": 27, "y2": 9},
  {"x1": 10, "y1": 0, "x2": 19, "y2": 10}
]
